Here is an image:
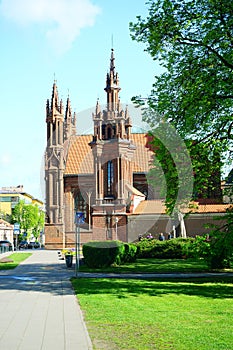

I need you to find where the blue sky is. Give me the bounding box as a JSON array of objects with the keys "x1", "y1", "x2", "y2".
[{"x1": 0, "y1": 0, "x2": 162, "y2": 201}]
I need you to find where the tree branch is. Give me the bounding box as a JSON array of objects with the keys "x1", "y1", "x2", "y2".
[{"x1": 177, "y1": 36, "x2": 233, "y2": 70}]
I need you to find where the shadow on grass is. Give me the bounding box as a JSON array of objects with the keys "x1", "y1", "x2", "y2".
[
  {"x1": 72, "y1": 276, "x2": 233, "y2": 300},
  {"x1": 79, "y1": 258, "x2": 211, "y2": 274}
]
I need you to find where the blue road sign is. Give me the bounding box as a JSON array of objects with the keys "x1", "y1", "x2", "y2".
[
  {"x1": 75, "y1": 212, "x2": 85, "y2": 224},
  {"x1": 14, "y1": 223, "x2": 20, "y2": 234}
]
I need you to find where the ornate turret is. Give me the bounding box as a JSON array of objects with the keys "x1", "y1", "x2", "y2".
[
  {"x1": 64, "y1": 96, "x2": 76, "y2": 141},
  {"x1": 45, "y1": 80, "x2": 65, "y2": 232},
  {"x1": 90, "y1": 49, "x2": 136, "y2": 242},
  {"x1": 92, "y1": 49, "x2": 132, "y2": 141},
  {"x1": 46, "y1": 81, "x2": 64, "y2": 145},
  {"x1": 104, "y1": 48, "x2": 121, "y2": 111}
]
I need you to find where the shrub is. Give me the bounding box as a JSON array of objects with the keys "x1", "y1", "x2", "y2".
[
  {"x1": 83, "y1": 240, "x2": 125, "y2": 268},
  {"x1": 122, "y1": 243, "x2": 138, "y2": 263},
  {"x1": 135, "y1": 237, "x2": 194, "y2": 259},
  {"x1": 205, "y1": 207, "x2": 233, "y2": 269},
  {"x1": 134, "y1": 238, "x2": 157, "y2": 258}
]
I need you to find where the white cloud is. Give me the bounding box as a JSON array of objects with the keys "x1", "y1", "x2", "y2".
[{"x1": 0, "y1": 0, "x2": 101, "y2": 53}]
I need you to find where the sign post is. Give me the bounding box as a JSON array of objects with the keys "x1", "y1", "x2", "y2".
[
  {"x1": 75, "y1": 212, "x2": 85, "y2": 277},
  {"x1": 14, "y1": 223, "x2": 20, "y2": 250}
]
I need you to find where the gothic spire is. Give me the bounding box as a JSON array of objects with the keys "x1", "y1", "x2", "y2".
[
  {"x1": 65, "y1": 96, "x2": 72, "y2": 122},
  {"x1": 104, "y1": 48, "x2": 121, "y2": 111},
  {"x1": 51, "y1": 80, "x2": 60, "y2": 111}
]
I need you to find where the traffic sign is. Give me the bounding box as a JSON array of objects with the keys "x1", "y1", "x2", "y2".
[
  {"x1": 14, "y1": 223, "x2": 20, "y2": 234},
  {"x1": 75, "y1": 212, "x2": 85, "y2": 224}
]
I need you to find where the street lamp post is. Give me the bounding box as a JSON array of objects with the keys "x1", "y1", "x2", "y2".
[
  {"x1": 115, "y1": 217, "x2": 119, "y2": 240},
  {"x1": 75, "y1": 211, "x2": 85, "y2": 278}
]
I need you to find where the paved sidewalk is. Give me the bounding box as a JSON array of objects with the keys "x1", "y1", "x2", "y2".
[{"x1": 0, "y1": 250, "x2": 92, "y2": 350}]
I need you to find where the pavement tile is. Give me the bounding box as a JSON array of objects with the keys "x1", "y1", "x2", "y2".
[{"x1": 0, "y1": 250, "x2": 93, "y2": 350}]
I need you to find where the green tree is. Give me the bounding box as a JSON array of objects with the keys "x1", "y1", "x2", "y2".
[
  {"x1": 130, "y1": 0, "x2": 233, "y2": 266},
  {"x1": 191, "y1": 208, "x2": 233, "y2": 269},
  {"x1": 130, "y1": 0, "x2": 232, "y2": 193},
  {"x1": 12, "y1": 200, "x2": 44, "y2": 240},
  {"x1": 130, "y1": 0, "x2": 233, "y2": 150},
  {"x1": 32, "y1": 206, "x2": 45, "y2": 240}
]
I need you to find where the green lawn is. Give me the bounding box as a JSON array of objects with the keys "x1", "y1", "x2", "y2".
[
  {"x1": 0, "y1": 253, "x2": 31, "y2": 269},
  {"x1": 72, "y1": 276, "x2": 233, "y2": 350},
  {"x1": 79, "y1": 258, "x2": 214, "y2": 274}
]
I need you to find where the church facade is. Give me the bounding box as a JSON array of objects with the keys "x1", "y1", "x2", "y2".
[{"x1": 44, "y1": 49, "x2": 155, "y2": 249}]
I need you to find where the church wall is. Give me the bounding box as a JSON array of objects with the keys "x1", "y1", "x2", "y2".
[
  {"x1": 92, "y1": 214, "x2": 127, "y2": 242},
  {"x1": 44, "y1": 224, "x2": 64, "y2": 249},
  {"x1": 65, "y1": 231, "x2": 93, "y2": 247},
  {"x1": 127, "y1": 213, "x2": 228, "y2": 242}
]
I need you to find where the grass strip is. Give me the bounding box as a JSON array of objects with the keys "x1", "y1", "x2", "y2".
[
  {"x1": 79, "y1": 257, "x2": 232, "y2": 274},
  {"x1": 72, "y1": 277, "x2": 233, "y2": 350},
  {"x1": 0, "y1": 253, "x2": 31, "y2": 270}
]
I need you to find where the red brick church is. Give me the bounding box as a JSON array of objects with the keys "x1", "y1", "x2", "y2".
[{"x1": 44, "y1": 49, "x2": 230, "y2": 249}]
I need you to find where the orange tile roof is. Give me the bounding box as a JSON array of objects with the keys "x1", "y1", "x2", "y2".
[
  {"x1": 64, "y1": 133, "x2": 154, "y2": 175},
  {"x1": 190, "y1": 203, "x2": 232, "y2": 213},
  {"x1": 132, "y1": 200, "x2": 232, "y2": 215},
  {"x1": 131, "y1": 133, "x2": 154, "y2": 172},
  {"x1": 64, "y1": 135, "x2": 93, "y2": 175},
  {"x1": 133, "y1": 200, "x2": 167, "y2": 215}
]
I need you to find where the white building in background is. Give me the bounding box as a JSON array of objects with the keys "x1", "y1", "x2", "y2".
[{"x1": 0, "y1": 219, "x2": 14, "y2": 245}]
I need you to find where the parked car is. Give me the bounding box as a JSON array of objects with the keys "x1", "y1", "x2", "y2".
[
  {"x1": 18, "y1": 240, "x2": 28, "y2": 249},
  {"x1": 0, "y1": 240, "x2": 14, "y2": 252},
  {"x1": 28, "y1": 241, "x2": 41, "y2": 249}
]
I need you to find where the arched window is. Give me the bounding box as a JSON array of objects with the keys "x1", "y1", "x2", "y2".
[
  {"x1": 107, "y1": 126, "x2": 111, "y2": 139},
  {"x1": 102, "y1": 124, "x2": 106, "y2": 140},
  {"x1": 107, "y1": 160, "x2": 113, "y2": 196}
]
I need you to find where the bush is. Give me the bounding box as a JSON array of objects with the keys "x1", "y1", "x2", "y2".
[
  {"x1": 122, "y1": 243, "x2": 138, "y2": 263},
  {"x1": 83, "y1": 240, "x2": 125, "y2": 268},
  {"x1": 134, "y1": 238, "x2": 157, "y2": 258},
  {"x1": 135, "y1": 237, "x2": 194, "y2": 259}
]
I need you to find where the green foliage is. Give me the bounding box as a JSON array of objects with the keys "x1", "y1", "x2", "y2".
[
  {"x1": 130, "y1": 0, "x2": 233, "y2": 210},
  {"x1": 186, "y1": 235, "x2": 211, "y2": 261},
  {"x1": 130, "y1": 0, "x2": 233, "y2": 148},
  {"x1": 205, "y1": 207, "x2": 233, "y2": 268},
  {"x1": 83, "y1": 241, "x2": 125, "y2": 268},
  {"x1": 184, "y1": 209, "x2": 233, "y2": 269},
  {"x1": 12, "y1": 200, "x2": 44, "y2": 240},
  {"x1": 122, "y1": 243, "x2": 138, "y2": 263},
  {"x1": 146, "y1": 126, "x2": 194, "y2": 214},
  {"x1": 135, "y1": 237, "x2": 193, "y2": 259}
]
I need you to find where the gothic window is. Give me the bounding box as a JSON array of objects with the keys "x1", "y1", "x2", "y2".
[
  {"x1": 52, "y1": 123, "x2": 56, "y2": 145},
  {"x1": 102, "y1": 124, "x2": 106, "y2": 140},
  {"x1": 107, "y1": 126, "x2": 111, "y2": 139},
  {"x1": 107, "y1": 160, "x2": 113, "y2": 196},
  {"x1": 112, "y1": 125, "x2": 116, "y2": 138}
]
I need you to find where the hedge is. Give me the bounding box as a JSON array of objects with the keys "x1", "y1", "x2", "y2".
[
  {"x1": 135, "y1": 237, "x2": 194, "y2": 259},
  {"x1": 82, "y1": 241, "x2": 139, "y2": 267},
  {"x1": 83, "y1": 240, "x2": 125, "y2": 268}
]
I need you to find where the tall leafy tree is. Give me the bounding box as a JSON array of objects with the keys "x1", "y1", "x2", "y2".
[
  {"x1": 130, "y1": 0, "x2": 232, "y2": 203},
  {"x1": 130, "y1": 0, "x2": 233, "y2": 150},
  {"x1": 130, "y1": 0, "x2": 233, "y2": 266}
]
